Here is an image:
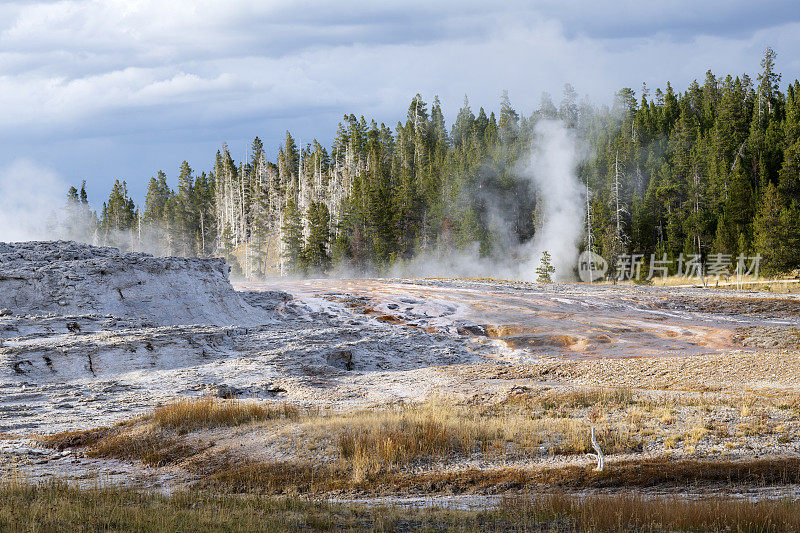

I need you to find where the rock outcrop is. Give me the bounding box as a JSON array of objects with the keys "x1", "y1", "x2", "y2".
[{"x1": 0, "y1": 241, "x2": 261, "y2": 326}]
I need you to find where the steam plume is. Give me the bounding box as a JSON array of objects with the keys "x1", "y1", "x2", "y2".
[
  {"x1": 0, "y1": 159, "x2": 68, "y2": 242},
  {"x1": 389, "y1": 119, "x2": 585, "y2": 281},
  {"x1": 521, "y1": 119, "x2": 585, "y2": 279}
]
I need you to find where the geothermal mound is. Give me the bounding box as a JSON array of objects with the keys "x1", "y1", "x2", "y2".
[{"x1": 0, "y1": 241, "x2": 260, "y2": 326}]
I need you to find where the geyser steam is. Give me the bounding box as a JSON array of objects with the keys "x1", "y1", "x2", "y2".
[
  {"x1": 0, "y1": 159, "x2": 68, "y2": 242},
  {"x1": 390, "y1": 119, "x2": 585, "y2": 281},
  {"x1": 521, "y1": 119, "x2": 585, "y2": 279}
]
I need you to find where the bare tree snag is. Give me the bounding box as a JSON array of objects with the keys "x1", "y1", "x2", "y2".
[{"x1": 587, "y1": 426, "x2": 605, "y2": 472}]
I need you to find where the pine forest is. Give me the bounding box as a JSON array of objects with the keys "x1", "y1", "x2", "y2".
[{"x1": 65, "y1": 49, "x2": 800, "y2": 278}]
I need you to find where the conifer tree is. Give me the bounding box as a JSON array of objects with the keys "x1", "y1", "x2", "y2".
[
  {"x1": 305, "y1": 201, "x2": 332, "y2": 272},
  {"x1": 281, "y1": 195, "x2": 305, "y2": 274},
  {"x1": 536, "y1": 251, "x2": 556, "y2": 283}
]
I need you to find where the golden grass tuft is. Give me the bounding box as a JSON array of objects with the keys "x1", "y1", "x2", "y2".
[
  {"x1": 37, "y1": 427, "x2": 111, "y2": 451},
  {"x1": 688, "y1": 426, "x2": 710, "y2": 444},
  {"x1": 39, "y1": 397, "x2": 299, "y2": 466},
  {"x1": 323, "y1": 404, "x2": 506, "y2": 479},
  {"x1": 519, "y1": 387, "x2": 635, "y2": 412},
  {"x1": 150, "y1": 397, "x2": 299, "y2": 432},
  {"x1": 549, "y1": 423, "x2": 642, "y2": 455},
  {"x1": 337, "y1": 413, "x2": 491, "y2": 475},
  {"x1": 195, "y1": 457, "x2": 344, "y2": 494},
  {"x1": 87, "y1": 429, "x2": 204, "y2": 467},
  {"x1": 501, "y1": 491, "x2": 800, "y2": 532}
]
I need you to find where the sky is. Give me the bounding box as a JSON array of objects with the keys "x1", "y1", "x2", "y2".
[{"x1": 1, "y1": 0, "x2": 800, "y2": 206}]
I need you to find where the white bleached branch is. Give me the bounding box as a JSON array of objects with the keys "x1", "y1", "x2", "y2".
[{"x1": 586, "y1": 426, "x2": 605, "y2": 472}]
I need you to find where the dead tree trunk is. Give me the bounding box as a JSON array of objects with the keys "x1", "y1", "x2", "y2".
[{"x1": 588, "y1": 426, "x2": 605, "y2": 472}]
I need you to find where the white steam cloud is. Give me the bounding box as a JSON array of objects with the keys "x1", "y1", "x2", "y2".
[
  {"x1": 0, "y1": 159, "x2": 69, "y2": 242},
  {"x1": 0, "y1": 158, "x2": 164, "y2": 254},
  {"x1": 390, "y1": 119, "x2": 585, "y2": 281},
  {"x1": 521, "y1": 120, "x2": 585, "y2": 279}
]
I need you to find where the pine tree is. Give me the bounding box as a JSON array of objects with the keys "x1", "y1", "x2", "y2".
[
  {"x1": 281, "y1": 195, "x2": 305, "y2": 274},
  {"x1": 779, "y1": 140, "x2": 800, "y2": 202},
  {"x1": 559, "y1": 84, "x2": 578, "y2": 128},
  {"x1": 305, "y1": 201, "x2": 332, "y2": 273},
  {"x1": 143, "y1": 171, "x2": 174, "y2": 254},
  {"x1": 175, "y1": 161, "x2": 196, "y2": 255},
  {"x1": 100, "y1": 180, "x2": 137, "y2": 250},
  {"x1": 79, "y1": 181, "x2": 89, "y2": 205},
  {"x1": 451, "y1": 95, "x2": 475, "y2": 147},
  {"x1": 753, "y1": 183, "x2": 787, "y2": 272},
  {"x1": 536, "y1": 251, "x2": 556, "y2": 283},
  {"x1": 192, "y1": 171, "x2": 216, "y2": 256}
]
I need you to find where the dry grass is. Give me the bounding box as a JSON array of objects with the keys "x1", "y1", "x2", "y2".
[
  {"x1": 87, "y1": 429, "x2": 205, "y2": 467},
  {"x1": 4, "y1": 479, "x2": 800, "y2": 532},
  {"x1": 333, "y1": 405, "x2": 499, "y2": 476},
  {"x1": 0, "y1": 479, "x2": 447, "y2": 531},
  {"x1": 776, "y1": 393, "x2": 800, "y2": 413},
  {"x1": 195, "y1": 457, "x2": 345, "y2": 494},
  {"x1": 549, "y1": 423, "x2": 642, "y2": 455},
  {"x1": 195, "y1": 455, "x2": 800, "y2": 496},
  {"x1": 607, "y1": 273, "x2": 800, "y2": 293},
  {"x1": 41, "y1": 397, "x2": 299, "y2": 467},
  {"x1": 379, "y1": 457, "x2": 800, "y2": 493},
  {"x1": 150, "y1": 397, "x2": 299, "y2": 433},
  {"x1": 37, "y1": 427, "x2": 111, "y2": 451},
  {"x1": 502, "y1": 491, "x2": 800, "y2": 532},
  {"x1": 41, "y1": 393, "x2": 643, "y2": 478},
  {"x1": 321, "y1": 393, "x2": 644, "y2": 476},
  {"x1": 338, "y1": 416, "x2": 475, "y2": 470},
  {"x1": 527, "y1": 387, "x2": 635, "y2": 411}
]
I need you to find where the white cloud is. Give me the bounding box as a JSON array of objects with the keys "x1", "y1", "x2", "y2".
[{"x1": 0, "y1": 1, "x2": 799, "y2": 200}]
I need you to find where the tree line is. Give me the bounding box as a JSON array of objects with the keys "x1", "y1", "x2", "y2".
[{"x1": 67, "y1": 48, "x2": 800, "y2": 278}]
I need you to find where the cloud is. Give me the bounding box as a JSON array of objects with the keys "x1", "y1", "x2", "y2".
[
  {"x1": 0, "y1": 1, "x2": 799, "y2": 201},
  {"x1": 529, "y1": 1, "x2": 800, "y2": 40}
]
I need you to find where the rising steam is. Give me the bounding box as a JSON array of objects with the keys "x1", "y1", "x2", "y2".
[
  {"x1": 0, "y1": 159, "x2": 68, "y2": 242},
  {"x1": 521, "y1": 119, "x2": 585, "y2": 279},
  {"x1": 389, "y1": 119, "x2": 585, "y2": 281},
  {"x1": 0, "y1": 158, "x2": 167, "y2": 255}
]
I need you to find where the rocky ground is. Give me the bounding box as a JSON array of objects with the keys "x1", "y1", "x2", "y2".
[
  {"x1": 0, "y1": 241, "x2": 257, "y2": 326},
  {"x1": 2, "y1": 242, "x2": 800, "y2": 497}
]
